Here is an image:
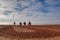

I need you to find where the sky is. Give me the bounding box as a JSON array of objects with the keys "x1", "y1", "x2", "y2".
[{"x1": 0, "y1": 0, "x2": 60, "y2": 25}]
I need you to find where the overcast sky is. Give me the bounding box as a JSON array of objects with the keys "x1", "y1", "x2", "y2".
[{"x1": 0, "y1": 0, "x2": 60, "y2": 25}]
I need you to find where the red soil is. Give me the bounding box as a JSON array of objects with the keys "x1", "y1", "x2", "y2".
[{"x1": 0, "y1": 25, "x2": 60, "y2": 39}]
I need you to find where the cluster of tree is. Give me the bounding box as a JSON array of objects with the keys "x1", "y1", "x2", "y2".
[{"x1": 14, "y1": 21, "x2": 31, "y2": 25}]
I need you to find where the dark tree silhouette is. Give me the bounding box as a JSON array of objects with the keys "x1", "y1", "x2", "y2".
[
  {"x1": 19, "y1": 22, "x2": 22, "y2": 25},
  {"x1": 28, "y1": 21, "x2": 31, "y2": 25},
  {"x1": 23, "y1": 22, "x2": 26, "y2": 25},
  {"x1": 14, "y1": 22, "x2": 16, "y2": 25}
]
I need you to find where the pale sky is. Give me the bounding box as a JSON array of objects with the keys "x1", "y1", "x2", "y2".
[{"x1": 0, "y1": 0, "x2": 60, "y2": 25}]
